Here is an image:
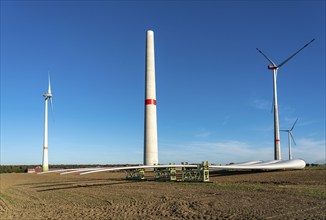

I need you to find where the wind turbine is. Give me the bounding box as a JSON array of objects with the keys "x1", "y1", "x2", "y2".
[
  {"x1": 256, "y1": 38, "x2": 315, "y2": 160},
  {"x1": 42, "y1": 74, "x2": 53, "y2": 172},
  {"x1": 281, "y1": 118, "x2": 298, "y2": 160}
]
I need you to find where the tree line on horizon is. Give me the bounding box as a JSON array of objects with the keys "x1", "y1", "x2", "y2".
[{"x1": 0, "y1": 164, "x2": 139, "y2": 173}]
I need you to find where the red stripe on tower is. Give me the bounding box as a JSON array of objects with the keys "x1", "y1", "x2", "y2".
[
  {"x1": 275, "y1": 139, "x2": 280, "y2": 142},
  {"x1": 145, "y1": 99, "x2": 156, "y2": 105}
]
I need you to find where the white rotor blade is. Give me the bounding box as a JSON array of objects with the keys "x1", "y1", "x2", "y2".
[
  {"x1": 49, "y1": 97, "x2": 54, "y2": 113},
  {"x1": 49, "y1": 97, "x2": 55, "y2": 124},
  {"x1": 48, "y1": 73, "x2": 52, "y2": 94},
  {"x1": 289, "y1": 132, "x2": 296, "y2": 146},
  {"x1": 256, "y1": 48, "x2": 276, "y2": 66},
  {"x1": 277, "y1": 39, "x2": 315, "y2": 68},
  {"x1": 290, "y1": 118, "x2": 298, "y2": 131},
  {"x1": 47, "y1": 72, "x2": 54, "y2": 122}
]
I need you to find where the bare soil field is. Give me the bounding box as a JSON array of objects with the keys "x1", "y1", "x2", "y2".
[{"x1": 1, "y1": 167, "x2": 325, "y2": 219}]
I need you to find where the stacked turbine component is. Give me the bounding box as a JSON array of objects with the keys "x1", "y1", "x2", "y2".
[
  {"x1": 42, "y1": 75, "x2": 53, "y2": 172},
  {"x1": 256, "y1": 39, "x2": 314, "y2": 160},
  {"x1": 144, "y1": 30, "x2": 158, "y2": 165}
]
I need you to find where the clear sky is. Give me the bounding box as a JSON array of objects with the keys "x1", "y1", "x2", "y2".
[{"x1": 1, "y1": 1, "x2": 325, "y2": 165}]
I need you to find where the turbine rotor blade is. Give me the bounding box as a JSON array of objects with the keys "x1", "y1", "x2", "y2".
[
  {"x1": 256, "y1": 48, "x2": 276, "y2": 66},
  {"x1": 49, "y1": 97, "x2": 55, "y2": 123},
  {"x1": 49, "y1": 97, "x2": 54, "y2": 113},
  {"x1": 277, "y1": 38, "x2": 315, "y2": 68},
  {"x1": 290, "y1": 118, "x2": 299, "y2": 131},
  {"x1": 48, "y1": 73, "x2": 52, "y2": 94},
  {"x1": 290, "y1": 132, "x2": 296, "y2": 146}
]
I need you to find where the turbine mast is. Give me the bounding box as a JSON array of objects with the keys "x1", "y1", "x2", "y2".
[
  {"x1": 144, "y1": 30, "x2": 158, "y2": 165},
  {"x1": 43, "y1": 93, "x2": 49, "y2": 172},
  {"x1": 272, "y1": 69, "x2": 281, "y2": 160},
  {"x1": 42, "y1": 75, "x2": 52, "y2": 172},
  {"x1": 288, "y1": 132, "x2": 292, "y2": 160}
]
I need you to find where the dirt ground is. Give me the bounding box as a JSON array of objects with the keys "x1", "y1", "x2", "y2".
[{"x1": 0, "y1": 167, "x2": 325, "y2": 219}]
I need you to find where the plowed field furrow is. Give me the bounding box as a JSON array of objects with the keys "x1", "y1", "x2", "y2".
[{"x1": 0, "y1": 168, "x2": 325, "y2": 219}]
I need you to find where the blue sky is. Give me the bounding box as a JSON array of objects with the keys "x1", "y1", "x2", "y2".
[{"x1": 1, "y1": 1, "x2": 325, "y2": 165}]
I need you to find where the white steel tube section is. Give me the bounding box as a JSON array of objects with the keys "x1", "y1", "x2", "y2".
[
  {"x1": 43, "y1": 97, "x2": 49, "y2": 172},
  {"x1": 273, "y1": 69, "x2": 281, "y2": 160},
  {"x1": 144, "y1": 30, "x2": 158, "y2": 165}
]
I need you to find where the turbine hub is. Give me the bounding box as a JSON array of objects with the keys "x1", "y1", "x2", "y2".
[{"x1": 43, "y1": 93, "x2": 52, "y2": 98}]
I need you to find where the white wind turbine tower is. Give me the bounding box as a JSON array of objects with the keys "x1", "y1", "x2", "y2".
[
  {"x1": 42, "y1": 74, "x2": 53, "y2": 172},
  {"x1": 256, "y1": 38, "x2": 315, "y2": 160},
  {"x1": 144, "y1": 30, "x2": 158, "y2": 165},
  {"x1": 281, "y1": 118, "x2": 298, "y2": 160}
]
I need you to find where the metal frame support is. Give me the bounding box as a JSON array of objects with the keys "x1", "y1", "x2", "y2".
[
  {"x1": 154, "y1": 163, "x2": 177, "y2": 181},
  {"x1": 202, "y1": 161, "x2": 209, "y2": 182},
  {"x1": 124, "y1": 161, "x2": 209, "y2": 182},
  {"x1": 169, "y1": 163, "x2": 177, "y2": 181},
  {"x1": 181, "y1": 162, "x2": 201, "y2": 182},
  {"x1": 154, "y1": 167, "x2": 169, "y2": 180},
  {"x1": 126, "y1": 168, "x2": 145, "y2": 180},
  {"x1": 181, "y1": 161, "x2": 209, "y2": 182}
]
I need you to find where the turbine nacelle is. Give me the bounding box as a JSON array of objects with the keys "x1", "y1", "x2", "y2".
[{"x1": 268, "y1": 66, "x2": 278, "y2": 70}]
